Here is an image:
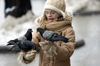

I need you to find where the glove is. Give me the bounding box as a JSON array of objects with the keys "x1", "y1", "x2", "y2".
[
  {"x1": 18, "y1": 50, "x2": 37, "y2": 64},
  {"x1": 39, "y1": 41, "x2": 57, "y2": 56}
]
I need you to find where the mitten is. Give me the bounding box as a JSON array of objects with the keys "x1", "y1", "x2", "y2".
[
  {"x1": 18, "y1": 50, "x2": 36, "y2": 64},
  {"x1": 39, "y1": 41, "x2": 57, "y2": 56}
]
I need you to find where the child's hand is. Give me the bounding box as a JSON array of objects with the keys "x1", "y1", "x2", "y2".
[
  {"x1": 18, "y1": 50, "x2": 36, "y2": 64},
  {"x1": 39, "y1": 41, "x2": 51, "y2": 52},
  {"x1": 39, "y1": 41, "x2": 57, "y2": 56}
]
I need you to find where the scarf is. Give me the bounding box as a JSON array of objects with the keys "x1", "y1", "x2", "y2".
[
  {"x1": 37, "y1": 20, "x2": 71, "y2": 35},
  {"x1": 37, "y1": 12, "x2": 72, "y2": 35}
]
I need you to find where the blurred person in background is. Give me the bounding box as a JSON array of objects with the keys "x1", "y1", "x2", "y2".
[
  {"x1": 0, "y1": 0, "x2": 34, "y2": 31},
  {"x1": 4, "y1": 0, "x2": 18, "y2": 16},
  {"x1": 4, "y1": 0, "x2": 33, "y2": 18}
]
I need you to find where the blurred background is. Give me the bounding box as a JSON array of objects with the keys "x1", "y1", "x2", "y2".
[{"x1": 0, "y1": 0, "x2": 100, "y2": 66}]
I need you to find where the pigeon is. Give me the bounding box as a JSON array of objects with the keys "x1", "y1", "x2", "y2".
[
  {"x1": 7, "y1": 28, "x2": 32, "y2": 44},
  {"x1": 18, "y1": 28, "x2": 33, "y2": 41},
  {"x1": 37, "y1": 28, "x2": 69, "y2": 43},
  {"x1": 7, "y1": 39, "x2": 36, "y2": 52},
  {"x1": 7, "y1": 28, "x2": 34, "y2": 52}
]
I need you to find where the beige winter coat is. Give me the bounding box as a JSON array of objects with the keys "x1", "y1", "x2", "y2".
[{"x1": 32, "y1": 25, "x2": 75, "y2": 66}]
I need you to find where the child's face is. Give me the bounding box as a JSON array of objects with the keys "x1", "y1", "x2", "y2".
[{"x1": 45, "y1": 9, "x2": 60, "y2": 22}]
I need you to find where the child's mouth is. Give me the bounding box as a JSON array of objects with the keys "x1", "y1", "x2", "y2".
[{"x1": 48, "y1": 18, "x2": 54, "y2": 22}]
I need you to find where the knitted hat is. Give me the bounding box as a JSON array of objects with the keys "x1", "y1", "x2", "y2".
[{"x1": 44, "y1": 0, "x2": 66, "y2": 18}]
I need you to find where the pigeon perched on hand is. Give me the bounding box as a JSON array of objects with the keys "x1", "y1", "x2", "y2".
[
  {"x1": 7, "y1": 28, "x2": 32, "y2": 45},
  {"x1": 7, "y1": 39, "x2": 36, "y2": 52},
  {"x1": 7, "y1": 28, "x2": 34, "y2": 52},
  {"x1": 37, "y1": 28, "x2": 69, "y2": 43}
]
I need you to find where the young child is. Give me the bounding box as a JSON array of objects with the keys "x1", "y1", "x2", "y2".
[
  {"x1": 31, "y1": 0, "x2": 76, "y2": 66},
  {"x1": 20, "y1": 0, "x2": 75, "y2": 65}
]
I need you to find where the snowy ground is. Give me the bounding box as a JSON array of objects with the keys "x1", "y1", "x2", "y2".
[{"x1": 0, "y1": 0, "x2": 100, "y2": 66}]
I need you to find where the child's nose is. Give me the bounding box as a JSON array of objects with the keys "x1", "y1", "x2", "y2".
[{"x1": 48, "y1": 13, "x2": 52, "y2": 17}]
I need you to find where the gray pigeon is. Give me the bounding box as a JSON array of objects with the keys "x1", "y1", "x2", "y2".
[
  {"x1": 37, "y1": 28, "x2": 69, "y2": 43},
  {"x1": 7, "y1": 28, "x2": 34, "y2": 52},
  {"x1": 7, "y1": 40, "x2": 36, "y2": 52}
]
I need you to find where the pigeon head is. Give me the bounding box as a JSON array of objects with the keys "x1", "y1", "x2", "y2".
[
  {"x1": 24, "y1": 28, "x2": 33, "y2": 41},
  {"x1": 37, "y1": 28, "x2": 45, "y2": 36},
  {"x1": 27, "y1": 29, "x2": 32, "y2": 33}
]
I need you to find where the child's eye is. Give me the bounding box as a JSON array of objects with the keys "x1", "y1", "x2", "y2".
[
  {"x1": 51, "y1": 12, "x2": 55, "y2": 14},
  {"x1": 45, "y1": 11, "x2": 49, "y2": 14},
  {"x1": 44, "y1": 11, "x2": 55, "y2": 15},
  {"x1": 45, "y1": 12, "x2": 48, "y2": 14}
]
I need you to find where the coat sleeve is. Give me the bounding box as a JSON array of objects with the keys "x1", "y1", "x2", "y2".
[
  {"x1": 55, "y1": 27, "x2": 76, "y2": 61},
  {"x1": 32, "y1": 29, "x2": 41, "y2": 51}
]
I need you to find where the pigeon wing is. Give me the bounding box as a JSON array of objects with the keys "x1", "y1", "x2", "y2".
[
  {"x1": 50, "y1": 33, "x2": 69, "y2": 43},
  {"x1": 43, "y1": 30, "x2": 54, "y2": 41}
]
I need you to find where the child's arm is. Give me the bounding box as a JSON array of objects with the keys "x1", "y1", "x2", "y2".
[
  {"x1": 55, "y1": 27, "x2": 75, "y2": 61},
  {"x1": 32, "y1": 29, "x2": 41, "y2": 51}
]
